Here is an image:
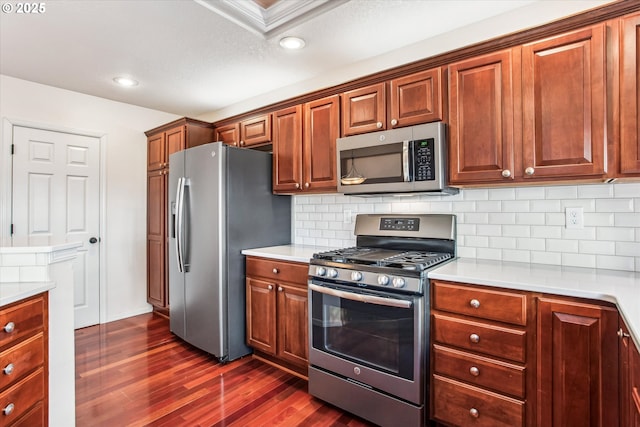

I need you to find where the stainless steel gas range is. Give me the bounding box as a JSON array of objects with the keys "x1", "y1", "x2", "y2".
[{"x1": 307, "y1": 213, "x2": 456, "y2": 427}]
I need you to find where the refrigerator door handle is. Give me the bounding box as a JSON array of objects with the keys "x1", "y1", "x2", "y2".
[{"x1": 175, "y1": 177, "x2": 185, "y2": 273}]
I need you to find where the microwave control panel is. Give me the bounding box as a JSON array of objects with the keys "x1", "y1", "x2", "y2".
[{"x1": 412, "y1": 139, "x2": 435, "y2": 181}]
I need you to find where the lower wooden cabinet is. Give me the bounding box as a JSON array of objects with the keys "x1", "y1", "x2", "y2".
[
  {"x1": 0, "y1": 294, "x2": 48, "y2": 427},
  {"x1": 620, "y1": 317, "x2": 640, "y2": 427},
  {"x1": 245, "y1": 256, "x2": 308, "y2": 377}
]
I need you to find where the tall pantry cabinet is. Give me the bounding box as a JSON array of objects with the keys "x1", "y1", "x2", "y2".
[{"x1": 145, "y1": 118, "x2": 215, "y2": 314}]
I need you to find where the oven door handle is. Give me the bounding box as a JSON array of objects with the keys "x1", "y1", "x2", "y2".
[{"x1": 309, "y1": 283, "x2": 413, "y2": 309}]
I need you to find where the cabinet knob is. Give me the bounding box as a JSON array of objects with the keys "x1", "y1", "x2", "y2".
[
  {"x1": 3, "y1": 403, "x2": 14, "y2": 416},
  {"x1": 469, "y1": 299, "x2": 480, "y2": 309},
  {"x1": 272, "y1": 268, "x2": 279, "y2": 274},
  {"x1": 618, "y1": 328, "x2": 631, "y2": 338},
  {"x1": 469, "y1": 366, "x2": 480, "y2": 377},
  {"x1": 525, "y1": 166, "x2": 535, "y2": 176},
  {"x1": 501, "y1": 169, "x2": 511, "y2": 178},
  {"x1": 469, "y1": 408, "x2": 479, "y2": 418},
  {"x1": 3, "y1": 364, "x2": 14, "y2": 376},
  {"x1": 240, "y1": 140, "x2": 245, "y2": 146},
  {"x1": 376, "y1": 122, "x2": 383, "y2": 129},
  {"x1": 278, "y1": 287, "x2": 283, "y2": 292},
  {"x1": 295, "y1": 183, "x2": 300, "y2": 189},
  {"x1": 159, "y1": 171, "x2": 163, "y2": 176},
  {"x1": 304, "y1": 182, "x2": 310, "y2": 189},
  {"x1": 391, "y1": 119, "x2": 398, "y2": 126},
  {"x1": 268, "y1": 284, "x2": 273, "y2": 291},
  {"x1": 469, "y1": 333, "x2": 480, "y2": 344},
  {"x1": 3, "y1": 322, "x2": 15, "y2": 334},
  {"x1": 232, "y1": 142, "x2": 237, "y2": 146}
]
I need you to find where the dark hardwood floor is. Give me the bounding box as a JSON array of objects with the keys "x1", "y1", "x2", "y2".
[{"x1": 75, "y1": 312, "x2": 375, "y2": 426}]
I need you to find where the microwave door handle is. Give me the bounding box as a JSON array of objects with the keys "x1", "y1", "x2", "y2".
[
  {"x1": 309, "y1": 283, "x2": 412, "y2": 309},
  {"x1": 402, "y1": 140, "x2": 410, "y2": 182}
]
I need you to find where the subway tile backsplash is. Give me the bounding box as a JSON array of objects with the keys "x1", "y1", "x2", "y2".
[{"x1": 293, "y1": 182, "x2": 640, "y2": 272}]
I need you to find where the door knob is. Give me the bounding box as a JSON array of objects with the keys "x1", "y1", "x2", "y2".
[{"x1": 89, "y1": 237, "x2": 99, "y2": 244}]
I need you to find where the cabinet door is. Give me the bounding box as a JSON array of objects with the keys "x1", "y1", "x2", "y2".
[
  {"x1": 341, "y1": 83, "x2": 386, "y2": 136},
  {"x1": 303, "y1": 95, "x2": 339, "y2": 192},
  {"x1": 215, "y1": 123, "x2": 240, "y2": 147},
  {"x1": 273, "y1": 105, "x2": 303, "y2": 192},
  {"x1": 448, "y1": 49, "x2": 517, "y2": 184},
  {"x1": 246, "y1": 278, "x2": 276, "y2": 355},
  {"x1": 241, "y1": 114, "x2": 271, "y2": 147},
  {"x1": 537, "y1": 298, "x2": 619, "y2": 427},
  {"x1": 631, "y1": 329, "x2": 640, "y2": 427},
  {"x1": 521, "y1": 25, "x2": 606, "y2": 180},
  {"x1": 147, "y1": 133, "x2": 165, "y2": 171},
  {"x1": 276, "y1": 283, "x2": 308, "y2": 367},
  {"x1": 620, "y1": 13, "x2": 640, "y2": 175},
  {"x1": 389, "y1": 68, "x2": 443, "y2": 128},
  {"x1": 147, "y1": 170, "x2": 167, "y2": 308},
  {"x1": 165, "y1": 127, "x2": 185, "y2": 160}
]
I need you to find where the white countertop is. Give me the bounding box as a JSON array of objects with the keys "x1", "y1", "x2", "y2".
[
  {"x1": 0, "y1": 240, "x2": 82, "y2": 253},
  {"x1": 429, "y1": 258, "x2": 640, "y2": 348},
  {"x1": 242, "y1": 244, "x2": 335, "y2": 264},
  {"x1": 0, "y1": 282, "x2": 54, "y2": 307}
]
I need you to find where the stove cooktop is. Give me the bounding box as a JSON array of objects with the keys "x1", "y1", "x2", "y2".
[{"x1": 312, "y1": 247, "x2": 452, "y2": 272}]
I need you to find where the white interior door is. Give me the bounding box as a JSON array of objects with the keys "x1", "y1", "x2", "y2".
[{"x1": 11, "y1": 126, "x2": 101, "y2": 329}]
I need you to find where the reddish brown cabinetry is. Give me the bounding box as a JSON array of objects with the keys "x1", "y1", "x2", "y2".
[
  {"x1": 0, "y1": 294, "x2": 48, "y2": 427},
  {"x1": 214, "y1": 114, "x2": 272, "y2": 148},
  {"x1": 341, "y1": 69, "x2": 444, "y2": 136},
  {"x1": 145, "y1": 118, "x2": 215, "y2": 313},
  {"x1": 245, "y1": 257, "x2": 309, "y2": 377},
  {"x1": 537, "y1": 297, "x2": 619, "y2": 427},
  {"x1": 273, "y1": 95, "x2": 340, "y2": 194},
  {"x1": 431, "y1": 281, "x2": 532, "y2": 427},
  {"x1": 620, "y1": 12, "x2": 640, "y2": 176},
  {"x1": 619, "y1": 318, "x2": 640, "y2": 427}
]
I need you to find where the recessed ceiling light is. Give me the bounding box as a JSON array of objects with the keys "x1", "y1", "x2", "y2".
[
  {"x1": 113, "y1": 76, "x2": 139, "y2": 87},
  {"x1": 279, "y1": 36, "x2": 305, "y2": 50}
]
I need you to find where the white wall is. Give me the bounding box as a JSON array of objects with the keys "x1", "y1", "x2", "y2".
[
  {"x1": 0, "y1": 75, "x2": 180, "y2": 322},
  {"x1": 293, "y1": 183, "x2": 640, "y2": 272}
]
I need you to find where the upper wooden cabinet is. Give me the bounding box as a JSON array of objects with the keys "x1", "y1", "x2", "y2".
[
  {"x1": 214, "y1": 114, "x2": 272, "y2": 148},
  {"x1": 341, "y1": 69, "x2": 444, "y2": 136},
  {"x1": 448, "y1": 49, "x2": 517, "y2": 184},
  {"x1": 449, "y1": 25, "x2": 607, "y2": 186},
  {"x1": 273, "y1": 95, "x2": 340, "y2": 194},
  {"x1": 620, "y1": 13, "x2": 640, "y2": 176},
  {"x1": 521, "y1": 25, "x2": 606, "y2": 181}
]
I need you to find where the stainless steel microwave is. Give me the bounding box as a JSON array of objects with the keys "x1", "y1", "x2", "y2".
[{"x1": 336, "y1": 122, "x2": 457, "y2": 195}]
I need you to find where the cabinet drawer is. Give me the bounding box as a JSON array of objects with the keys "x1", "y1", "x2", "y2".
[
  {"x1": 432, "y1": 281, "x2": 527, "y2": 326},
  {"x1": 0, "y1": 368, "x2": 44, "y2": 427},
  {"x1": 0, "y1": 333, "x2": 45, "y2": 390},
  {"x1": 432, "y1": 313, "x2": 526, "y2": 363},
  {"x1": 433, "y1": 344, "x2": 525, "y2": 398},
  {"x1": 0, "y1": 297, "x2": 45, "y2": 349},
  {"x1": 246, "y1": 257, "x2": 308, "y2": 284},
  {"x1": 11, "y1": 401, "x2": 44, "y2": 427},
  {"x1": 432, "y1": 375, "x2": 524, "y2": 427}
]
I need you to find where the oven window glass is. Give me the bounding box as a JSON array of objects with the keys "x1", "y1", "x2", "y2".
[
  {"x1": 311, "y1": 289, "x2": 415, "y2": 380},
  {"x1": 339, "y1": 142, "x2": 404, "y2": 184}
]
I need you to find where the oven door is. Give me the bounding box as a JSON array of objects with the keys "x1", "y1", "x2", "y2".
[{"x1": 308, "y1": 280, "x2": 425, "y2": 404}]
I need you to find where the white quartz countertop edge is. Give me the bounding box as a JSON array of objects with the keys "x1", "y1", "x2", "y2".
[
  {"x1": 242, "y1": 244, "x2": 335, "y2": 264},
  {"x1": 0, "y1": 282, "x2": 55, "y2": 307},
  {"x1": 428, "y1": 258, "x2": 640, "y2": 349},
  {"x1": 0, "y1": 241, "x2": 82, "y2": 253}
]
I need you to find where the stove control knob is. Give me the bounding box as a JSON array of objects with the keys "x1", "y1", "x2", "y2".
[
  {"x1": 351, "y1": 271, "x2": 363, "y2": 281},
  {"x1": 327, "y1": 269, "x2": 338, "y2": 279},
  {"x1": 315, "y1": 267, "x2": 327, "y2": 277},
  {"x1": 392, "y1": 277, "x2": 406, "y2": 288},
  {"x1": 377, "y1": 275, "x2": 390, "y2": 286}
]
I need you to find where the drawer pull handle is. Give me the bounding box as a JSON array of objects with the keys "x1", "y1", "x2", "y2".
[
  {"x1": 469, "y1": 333, "x2": 480, "y2": 344},
  {"x1": 3, "y1": 403, "x2": 14, "y2": 416},
  {"x1": 3, "y1": 364, "x2": 14, "y2": 375},
  {"x1": 469, "y1": 366, "x2": 480, "y2": 376},
  {"x1": 268, "y1": 285, "x2": 273, "y2": 291},
  {"x1": 272, "y1": 268, "x2": 279, "y2": 274},
  {"x1": 469, "y1": 299, "x2": 480, "y2": 309},
  {"x1": 469, "y1": 408, "x2": 479, "y2": 418},
  {"x1": 3, "y1": 322, "x2": 15, "y2": 333}
]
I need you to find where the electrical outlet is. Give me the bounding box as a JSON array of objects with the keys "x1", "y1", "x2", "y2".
[
  {"x1": 565, "y1": 207, "x2": 584, "y2": 229},
  {"x1": 343, "y1": 209, "x2": 353, "y2": 224}
]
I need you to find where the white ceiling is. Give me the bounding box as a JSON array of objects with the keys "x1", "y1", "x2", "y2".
[{"x1": 0, "y1": 0, "x2": 616, "y2": 120}]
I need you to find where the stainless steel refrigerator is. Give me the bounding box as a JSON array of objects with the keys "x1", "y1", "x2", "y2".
[{"x1": 168, "y1": 142, "x2": 291, "y2": 362}]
